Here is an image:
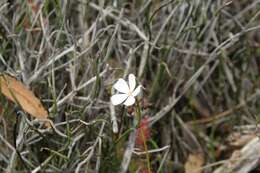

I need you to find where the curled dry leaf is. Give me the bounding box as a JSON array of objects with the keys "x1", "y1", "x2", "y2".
[
  {"x1": 0, "y1": 74, "x2": 50, "y2": 127},
  {"x1": 185, "y1": 153, "x2": 204, "y2": 173}
]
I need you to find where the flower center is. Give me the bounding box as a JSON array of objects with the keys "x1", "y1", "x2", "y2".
[{"x1": 128, "y1": 90, "x2": 132, "y2": 96}]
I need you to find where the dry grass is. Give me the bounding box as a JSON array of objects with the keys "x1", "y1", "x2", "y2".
[{"x1": 0, "y1": 0, "x2": 260, "y2": 172}]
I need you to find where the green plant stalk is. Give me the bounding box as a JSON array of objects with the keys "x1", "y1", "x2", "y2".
[
  {"x1": 140, "y1": 128, "x2": 151, "y2": 173},
  {"x1": 149, "y1": 62, "x2": 165, "y2": 102},
  {"x1": 136, "y1": 101, "x2": 142, "y2": 127},
  {"x1": 135, "y1": 101, "x2": 151, "y2": 173},
  {"x1": 115, "y1": 127, "x2": 134, "y2": 144},
  {"x1": 42, "y1": 148, "x2": 69, "y2": 161}
]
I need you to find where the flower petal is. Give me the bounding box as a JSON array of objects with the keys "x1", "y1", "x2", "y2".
[
  {"x1": 113, "y1": 78, "x2": 129, "y2": 93},
  {"x1": 128, "y1": 74, "x2": 136, "y2": 92},
  {"x1": 111, "y1": 94, "x2": 128, "y2": 105},
  {"x1": 132, "y1": 85, "x2": 141, "y2": 96},
  {"x1": 123, "y1": 96, "x2": 135, "y2": 106}
]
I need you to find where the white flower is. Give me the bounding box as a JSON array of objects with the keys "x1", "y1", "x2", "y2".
[{"x1": 111, "y1": 74, "x2": 141, "y2": 106}]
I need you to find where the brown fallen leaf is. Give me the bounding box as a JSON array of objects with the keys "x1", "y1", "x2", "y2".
[
  {"x1": 227, "y1": 132, "x2": 256, "y2": 147},
  {"x1": 185, "y1": 153, "x2": 204, "y2": 173},
  {"x1": 0, "y1": 74, "x2": 50, "y2": 127}
]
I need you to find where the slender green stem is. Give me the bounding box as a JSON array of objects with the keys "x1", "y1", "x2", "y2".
[
  {"x1": 140, "y1": 128, "x2": 151, "y2": 173},
  {"x1": 115, "y1": 127, "x2": 134, "y2": 144},
  {"x1": 135, "y1": 100, "x2": 142, "y2": 127},
  {"x1": 135, "y1": 100, "x2": 151, "y2": 173}
]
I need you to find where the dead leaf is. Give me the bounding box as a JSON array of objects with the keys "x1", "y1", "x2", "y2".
[
  {"x1": 0, "y1": 74, "x2": 50, "y2": 127},
  {"x1": 185, "y1": 153, "x2": 204, "y2": 173},
  {"x1": 227, "y1": 132, "x2": 256, "y2": 147}
]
